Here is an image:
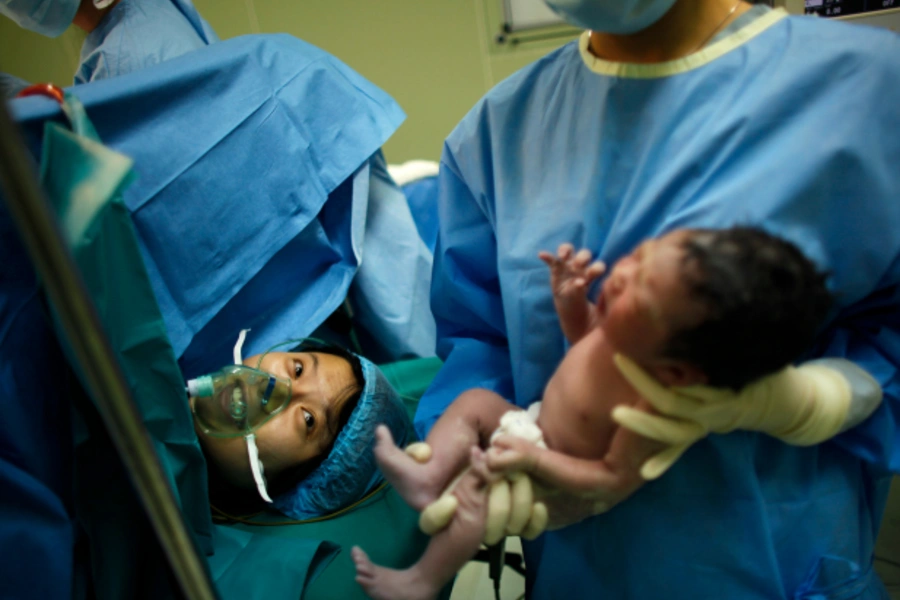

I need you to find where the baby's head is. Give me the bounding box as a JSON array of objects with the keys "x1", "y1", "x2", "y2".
[{"x1": 599, "y1": 227, "x2": 832, "y2": 389}]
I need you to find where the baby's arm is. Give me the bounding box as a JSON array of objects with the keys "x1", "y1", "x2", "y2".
[{"x1": 539, "y1": 244, "x2": 605, "y2": 345}]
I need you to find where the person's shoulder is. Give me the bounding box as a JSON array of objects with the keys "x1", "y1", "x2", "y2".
[
  {"x1": 780, "y1": 15, "x2": 900, "y2": 70},
  {"x1": 445, "y1": 40, "x2": 581, "y2": 146},
  {"x1": 783, "y1": 12, "x2": 898, "y2": 40},
  {"x1": 487, "y1": 40, "x2": 582, "y2": 103},
  {"x1": 754, "y1": 15, "x2": 900, "y2": 105}
]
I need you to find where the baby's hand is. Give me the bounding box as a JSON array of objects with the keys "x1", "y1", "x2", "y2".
[
  {"x1": 540, "y1": 244, "x2": 605, "y2": 344},
  {"x1": 486, "y1": 435, "x2": 541, "y2": 475},
  {"x1": 538, "y1": 244, "x2": 605, "y2": 303}
]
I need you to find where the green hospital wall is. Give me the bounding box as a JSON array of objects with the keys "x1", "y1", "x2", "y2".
[{"x1": 0, "y1": 0, "x2": 576, "y2": 162}]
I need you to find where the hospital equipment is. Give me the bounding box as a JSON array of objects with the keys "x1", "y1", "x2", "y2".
[
  {"x1": 418, "y1": 6, "x2": 900, "y2": 598},
  {"x1": 187, "y1": 365, "x2": 292, "y2": 438},
  {"x1": 188, "y1": 351, "x2": 293, "y2": 504},
  {"x1": 0, "y1": 0, "x2": 78, "y2": 36},
  {"x1": 806, "y1": 0, "x2": 900, "y2": 19},
  {"x1": 187, "y1": 329, "x2": 293, "y2": 503}
]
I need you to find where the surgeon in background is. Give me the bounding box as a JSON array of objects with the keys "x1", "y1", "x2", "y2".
[
  {"x1": 0, "y1": 0, "x2": 218, "y2": 84},
  {"x1": 417, "y1": 0, "x2": 900, "y2": 598}
]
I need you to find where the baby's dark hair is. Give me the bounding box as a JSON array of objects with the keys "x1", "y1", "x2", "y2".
[{"x1": 663, "y1": 227, "x2": 833, "y2": 390}]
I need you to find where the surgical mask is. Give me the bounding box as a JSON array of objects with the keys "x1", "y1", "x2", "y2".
[
  {"x1": 543, "y1": 0, "x2": 678, "y2": 34},
  {"x1": 0, "y1": 0, "x2": 80, "y2": 38}
]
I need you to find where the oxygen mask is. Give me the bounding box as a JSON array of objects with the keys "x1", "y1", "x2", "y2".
[{"x1": 187, "y1": 363, "x2": 291, "y2": 438}]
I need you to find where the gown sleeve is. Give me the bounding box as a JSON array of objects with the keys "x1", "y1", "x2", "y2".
[
  {"x1": 413, "y1": 150, "x2": 515, "y2": 438},
  {"x1": 796, "y1": 34, "x2": 900, "y2": 472},
  {"x1": 818, "y1": 276, "x2": 900, "y2": 472}
]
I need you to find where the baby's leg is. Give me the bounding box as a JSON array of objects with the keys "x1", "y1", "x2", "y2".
[
  {"x1": 354, "y1": 450, "x2": 491, "y2": 600},
  {"x1": 375, "y1": 388, "x2": 513, "y2": 510}
]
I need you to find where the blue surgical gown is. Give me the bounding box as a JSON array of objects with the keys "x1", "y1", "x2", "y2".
[
  {"x1": 75, "y1": 0, "x2": 218, "y2": 84},
  {"x1": 417, "y1": 11, "x2": 900, "y2": 600}
]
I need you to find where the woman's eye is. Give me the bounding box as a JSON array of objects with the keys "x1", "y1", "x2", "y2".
[
  {"x1": 294, "y1": 360, "x2": 303, "y2": 378},
  {"x1": 303, "y1": 409, "x2": 315, "y2": 429}
]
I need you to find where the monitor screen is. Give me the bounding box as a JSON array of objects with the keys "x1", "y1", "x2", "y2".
[{"x1": 805, "y1": 0, "x2": 898, "y2": 17}]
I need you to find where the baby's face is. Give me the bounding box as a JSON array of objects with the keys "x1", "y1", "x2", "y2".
[
  {"x1": 196, "y1": 351, "x2": 360, "y2": 490},
  {"x1": 596, "y1": 230, "x2": 704, "y2": 364}
]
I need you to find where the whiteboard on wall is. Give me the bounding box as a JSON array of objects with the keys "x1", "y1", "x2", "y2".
[{"x1": 503, "y1": 0, "x2": 566, "y2": 31}]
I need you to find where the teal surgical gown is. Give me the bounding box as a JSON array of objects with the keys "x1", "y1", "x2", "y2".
[
  {"x1": 75, "y1": 0, "x2": 218, "y2": 85},
  {"x1": 416, "y1": 10, "x2": 900, "y2": 599}
]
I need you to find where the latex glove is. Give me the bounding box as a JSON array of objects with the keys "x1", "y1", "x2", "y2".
[
  {"x1": 404, "y1": 441, "x2": 432, "y2": 463},
  {"x1": 406, "y1": 442, "x2": 548, "y2": 542},
  {"x1": 403, "y1": 442, "x2": 460, "y2": 535},
  {"x1": 611, "y1": 354, "x2": 856, "y2": 480},
  {"x1": 487, "y1": 434, "x2": 648, "y2": 526},
  {"x1": 482, "y1": 471, "x2": 548, "y2": 544}
]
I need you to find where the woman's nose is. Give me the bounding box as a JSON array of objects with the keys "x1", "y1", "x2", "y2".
[
  {"x1": 291, "y1": 376, "x2": 323, "y2": 407},
  {"x1": 291, "y1": 378, "x2": 310, "y2": 404}
]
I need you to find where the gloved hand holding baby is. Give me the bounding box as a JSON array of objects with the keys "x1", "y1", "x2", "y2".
[
  {"x1": 410, "y1": 353, "x2": 881, "y2": 540},
  {"x1": 409, "y1": 232, "x2": 882, "y2": 541}
]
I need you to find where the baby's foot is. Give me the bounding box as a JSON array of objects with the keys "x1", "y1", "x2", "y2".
[
  {"x1": 373, "y1": 425, "x2": 443, "y2": 510},
  {"x1": 352, "y1": 546, "x2": 440, "y2": 600}
]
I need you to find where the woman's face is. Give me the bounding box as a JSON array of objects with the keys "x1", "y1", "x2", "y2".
[{"x1": 197, "y1": 350, "x2": 360, "y2": 490}]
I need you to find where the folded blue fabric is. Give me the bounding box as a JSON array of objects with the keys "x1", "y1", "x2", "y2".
[{"x1": 11, "y1": 33, "x2": 406, "y2": 377}]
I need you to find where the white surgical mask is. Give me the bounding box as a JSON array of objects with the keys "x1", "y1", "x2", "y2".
[
  {"x1": 0, "y1": 0, "x2": 79, "y2": 38},
  {"x1": 544, "y1": 0, "x2": 678, "y2": 34}
]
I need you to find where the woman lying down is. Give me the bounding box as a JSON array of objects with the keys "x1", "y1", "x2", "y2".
[{"x1": 190, "y1": 334, "x2": 415, "y2": 521}]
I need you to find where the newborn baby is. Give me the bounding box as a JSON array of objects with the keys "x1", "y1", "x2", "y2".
[{"x1": 353, "y1": 227, "x2": 833, "y2": 600}]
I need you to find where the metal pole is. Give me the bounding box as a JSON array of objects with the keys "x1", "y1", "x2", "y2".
[{"x1": 0, "y1": 101, "x2": 217, "y2": 600}]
